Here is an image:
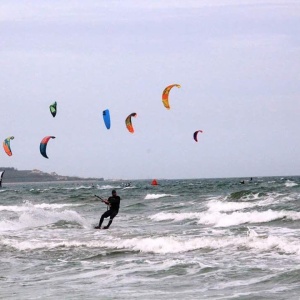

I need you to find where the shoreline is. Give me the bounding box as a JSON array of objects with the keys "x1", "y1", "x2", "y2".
[
  {"x1": 0, "y1": 167, "x2": 103, "y2": 184},
  {"x1": 2, "y1": 179, "x2": 103, "y2": 185}
]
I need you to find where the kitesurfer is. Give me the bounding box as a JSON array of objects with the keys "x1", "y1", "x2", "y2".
[
  {"x1": 95, "y1": 190, "x2": 121, "y2": 229},
  {"x1": 0, "y1": 170, "x2": 5, "y2": 188}
]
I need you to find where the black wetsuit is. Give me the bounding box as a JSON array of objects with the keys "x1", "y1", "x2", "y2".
[{"x1": 97, "y1": 195, "x2": 121, "y2": 229}]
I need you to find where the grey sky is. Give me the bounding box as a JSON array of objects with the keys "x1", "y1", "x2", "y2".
[{"x1": 1, "y1": 0, "x2": 300, "y2": 179}]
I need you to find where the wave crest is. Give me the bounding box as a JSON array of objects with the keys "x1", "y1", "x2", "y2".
[{"x1": 144, "y1": 194, "x2": 176, "y2": 200}]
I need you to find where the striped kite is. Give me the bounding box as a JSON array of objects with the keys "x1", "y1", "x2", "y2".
[
  {"x1": 125, "y1": 113, "x2": 137, "y2": 133},
  {"x1": 162, "y1": 84, "x2": 181, "y2": 109},
  {"x1": 40, "y1": 136, "x2": 56, "y2": 159},
  {"x1": 3, "y1": 136, "x2": 14, "y2": 156}
]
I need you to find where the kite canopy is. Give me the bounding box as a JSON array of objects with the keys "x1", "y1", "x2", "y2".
[
  {"x1": 125, "y1": 113, "x2": 137, "y2": 133},
  {"x1": 103, "y1": 109, "x2": 111, "y2": 129},
  {"x1": 3, "y1": 136, "x2": 14, "y2": 156},
  {"x1": 40, "y1": 136, "x2": 56, "y2": 159},
  {"x1": 49, "y1": 102, "x2": 57, "y2": 117},
  {"x1": 162, "y1": 84, "x2": 181, "y2": 109},
  {"x1": 193, "y1": 130, "x2": 203, "y2": 142}
]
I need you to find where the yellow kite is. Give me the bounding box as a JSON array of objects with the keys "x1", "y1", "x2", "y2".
[{"x1": 162, "y1": 84, "x2": 181, "y2": 109}]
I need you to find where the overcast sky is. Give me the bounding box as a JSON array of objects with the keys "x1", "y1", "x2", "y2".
[{"x1": 0, "y1": 0, "x2": 300, "y2": 180}]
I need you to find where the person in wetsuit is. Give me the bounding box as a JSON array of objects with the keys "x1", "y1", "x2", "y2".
[{"x1": 95, "y1": 189, "x2": 121, "y2": 229}]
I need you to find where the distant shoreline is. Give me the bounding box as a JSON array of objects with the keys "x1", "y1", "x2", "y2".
[
  {"x1": 0, "y1": 167, "x2": 104, "y2": 184},
  {"x1": 3, "y1": 179, "x2": 100, "y2": 185}
]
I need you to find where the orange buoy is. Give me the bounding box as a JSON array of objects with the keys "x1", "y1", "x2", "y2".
[{"x1": 151, "y1": 179, "x2": 158, "y2": 186}]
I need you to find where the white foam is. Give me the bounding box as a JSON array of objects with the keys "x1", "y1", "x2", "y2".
[
  {"x1": 201, "y1": 210, "x2": 300, "y2": 227},
  {"x1": 0, "y1": 201, "x2": 79, "y2": 212},
  {"x1": 62, "y1": 185, "x2": 93, "y2": 190},
  {"x1": 0, "y1": 205, "x2": 28, "y2": 212},
  {"x1": 0, "y1": 205, "x2": 88, "y2": 231},
  {"x1": 150, "y1": 209, "x2": 300, "y2": 227},
  {"x1": 34, "y1": 203, "x2": 81, "y2": 209},
  {"x1": 144, "y1": 193, "x2": 176, "y2": 200},
  {"x1": 247, "y1": 227, "x2": 259, "y2": 238},
  {"x1": 75, "y1": 185, "x2": 93, "y2": 190},
  {"x1": 247, "y1": 235, "x2": 300, "y2": 255},
  {"x1": 97, "y1": 185, "x2": 121, "y2": 190},
  {"x1": 5, "y1": 234, "x2": 300, "y2": 256},
  {"x1": 285, "y1": 180, "x2": 298, "y2": 187},
  {"x1": 207, "y1": 200, "x2": 256, "y2": 212},
  {"x1": 150, "y1": 212, "x2": 202, "y2": 221},
  {"x1": 206, "y1": 195, "x2": 284, "y2": 212},
  {"x1": 106, "y1": 234, "x2": 300, "y2": 256},
  {"x1": 0, "y1": 229, "x2": 300, "y2": 256}
]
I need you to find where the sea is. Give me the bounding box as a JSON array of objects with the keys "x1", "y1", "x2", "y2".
[{"x1": 1, "y1": 176, "x2": 300, "y2": 300}]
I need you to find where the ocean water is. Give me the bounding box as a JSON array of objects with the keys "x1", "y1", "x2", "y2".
[{"x1": 1, "y1": 177, "x2": 300, "y2": 300}]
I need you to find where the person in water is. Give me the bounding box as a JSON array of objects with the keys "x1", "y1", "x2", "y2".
[{"x1": 95, "y1": 189, "x2": 121, "y2": 229}]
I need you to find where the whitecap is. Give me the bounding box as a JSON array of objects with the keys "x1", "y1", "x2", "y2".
[
  {"x1": 207, "y1": 200, "x2": 255, "y2": 212},
  {"x1": 150, "y1": 209, "x2": 300, "y2": 227},
  {"x1": 0, "y1": 205, "x2": 88, "y2": 231},
  {"x1": 285, "y1": 180, "x2": 298, "y2": 187},
  {"x1": 144, "y1": 193, "x2": 176, "y2": 200},
  {"x1": 97, "y1": 185, "x2": 121, "y2": 190}
]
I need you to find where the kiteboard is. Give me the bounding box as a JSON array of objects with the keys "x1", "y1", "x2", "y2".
[{"x1": 94, "y1": 226, "x2": 109, "y2": 230}]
